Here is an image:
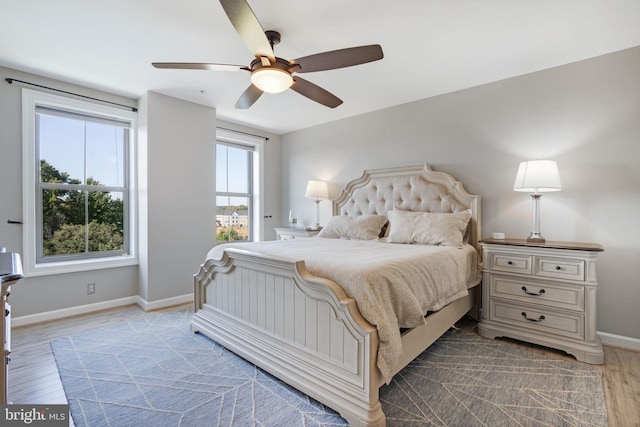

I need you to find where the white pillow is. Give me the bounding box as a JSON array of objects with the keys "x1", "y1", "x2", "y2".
[
  {"x1": 387, "y1": 209, "x2": 472, "y2": 247},
  {"x1": 317, "y1": 215, "x2": 388, "y2": 240}
]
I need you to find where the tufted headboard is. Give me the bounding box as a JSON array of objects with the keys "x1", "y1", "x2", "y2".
[{"x1": 333, "y1": 164, "x2": 481, "y2": 251}]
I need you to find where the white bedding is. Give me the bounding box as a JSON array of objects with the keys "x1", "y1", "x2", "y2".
[{"x1": 207, "y1": 238, "x2": 480, "y2": 383}]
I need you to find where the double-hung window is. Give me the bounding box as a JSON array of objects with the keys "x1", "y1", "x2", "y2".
[
  {"x1": 216, "y1": 142, "x2": 253, "y2": 242},
  {"x1": 215, "y1": 128, "x2": 265, "y2": 243},
  {"x1": 22, "y1": 89, "x2": 137, "y2": 276}
]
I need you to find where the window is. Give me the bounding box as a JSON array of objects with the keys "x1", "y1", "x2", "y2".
[
  {"x1": 22, "y1": 89, "x2": 137, "y2": 276},
  {"x1": 215, "y1": 128, "x2": 265, "y2": 243},
  {"x1": 216, "y1": 142, "x2": 253, "y2": 242}
]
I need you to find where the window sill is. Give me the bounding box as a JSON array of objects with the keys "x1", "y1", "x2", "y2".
[{"x1": 24, "y1": 255, "x2": 138, "y2": 277}]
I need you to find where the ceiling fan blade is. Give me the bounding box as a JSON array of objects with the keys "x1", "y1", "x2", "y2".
[
  {"x1": 235, "y1": 84, "x2": 263, "y2": 109},
  {"x1": 152, "y1": 62, "x2": 248, "y2": 71},
  {"x1": 291, "y1": 44, "x2": 383, "y2": 73},
  {"x1": 219, "y1": 0, "x2": 275, "y2": 61},
  {"x1": 290, "y1": 77, "x2": 343, "y2": 108}
]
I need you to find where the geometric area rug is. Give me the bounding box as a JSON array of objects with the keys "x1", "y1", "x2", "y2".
[{"x1": 51, "y1": 309, "x2": 608, "y2": 426}]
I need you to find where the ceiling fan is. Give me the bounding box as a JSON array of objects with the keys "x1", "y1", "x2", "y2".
[{"x1": 152, "y1": 0, "x2": 384, "y2": 109}]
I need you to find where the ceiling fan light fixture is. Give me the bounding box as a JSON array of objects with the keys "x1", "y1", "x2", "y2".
[
  {"x1": 153, "y1": 3, "x2": 383, "y2": 109},
  {"x1": 251, "y1": 67, "x2": 293, "y2": 93}
]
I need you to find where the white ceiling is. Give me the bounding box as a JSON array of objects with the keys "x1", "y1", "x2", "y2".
[{"x1": 1, "y1": 0, "x2": 639, "y2": 135}]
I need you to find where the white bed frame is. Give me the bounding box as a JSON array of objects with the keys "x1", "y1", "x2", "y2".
[{"x1": 192, "y1": 164, "x2": 481, "y2": 426}]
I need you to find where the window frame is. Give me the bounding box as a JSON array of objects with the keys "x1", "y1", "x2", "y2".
[
  {"x1": 216, "y1": 141, "x2": 253, "y2": 242},
  {"x1": 215, "y1": 128, "x2": 265, "y2": 243},
  {"x1": 22, "y1": 89, "x2": 138, "y2": 276}
]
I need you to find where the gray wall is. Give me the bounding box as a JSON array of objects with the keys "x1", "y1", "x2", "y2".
[
  {"x1": 138, "y1": 91, "x2": 217, "y2": 303},
  {"x1": 281, "y1": 46, "x2": 640, "y2": 340}
]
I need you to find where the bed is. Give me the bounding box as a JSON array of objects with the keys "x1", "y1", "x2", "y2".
[{"x1": 191, "y1": 164, "x2": 482, "y2": 426}]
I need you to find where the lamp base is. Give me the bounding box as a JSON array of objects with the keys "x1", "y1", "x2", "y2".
[{"x1": 526, "y1": 233, "x2": 545, "y2": 243}]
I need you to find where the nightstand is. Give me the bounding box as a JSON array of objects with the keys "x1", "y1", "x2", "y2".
[
  {"x1": 478, "y1": 238, "x2": 604, "y2": 364},
  {"x1": 274, "y1": 227, "x2": 321, "y2": 240}
]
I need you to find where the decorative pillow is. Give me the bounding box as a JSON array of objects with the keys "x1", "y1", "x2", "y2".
[
  {"x1": 387, "y1": 209, "x2": 472, "y2": 247},
  {"x1": 317, "y1": 215, "x2": 388, "y2": 240}
]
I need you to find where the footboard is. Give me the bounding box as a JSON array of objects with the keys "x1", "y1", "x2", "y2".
[{"x1": 191, "y1": 248, "x2": 385, "y2": 426}]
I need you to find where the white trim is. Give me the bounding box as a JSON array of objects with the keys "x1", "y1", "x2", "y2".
[
  {"x1": 25, "y1": 256, "x2": 138, "y2": 277},
  {"x1": 21, "y1": 88, "x2": 138, "y2": 277},
  {"x1": 12, "y1": 296, "x2": 138, "y2": 327},
  {"x1": 599, "y1": 331, "x2": 640, "y2": 351},
  {"x1": 12, "y1": 293, "x2": 193, "y2": 327},
  {"x1": 216, "y1": 128, "x2": 266, "y2": 146},
  {"x1": 134, "y1": 293, "x2": 193, "y2": 312}
]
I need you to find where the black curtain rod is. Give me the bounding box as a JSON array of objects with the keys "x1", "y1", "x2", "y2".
[
  {"x1": 5, "y1": 78, "x2": 138, "y2": 112},
  {"x1": 218, "y1": 126, "x2": 270, "y2": 141}
]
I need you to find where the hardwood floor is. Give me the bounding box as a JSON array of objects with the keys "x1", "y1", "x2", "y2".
[{"x1": 8, "y1": 305, "x2": 640, "y2": 426}]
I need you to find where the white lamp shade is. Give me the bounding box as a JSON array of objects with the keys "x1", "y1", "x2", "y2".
[
  {"x1": 513, "y1": 160, "x2": 562, "y2": 193},
  {"x1": 250, "y1": 68, "x2": 293, "y2": 93},
  {"x1": 305, "y1": 180, "x2": 329, "y2": 200}
]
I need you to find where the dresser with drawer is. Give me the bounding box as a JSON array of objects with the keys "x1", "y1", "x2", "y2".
[{"x1": 478, "y1": 238, "x2": 604, "y2": 364}]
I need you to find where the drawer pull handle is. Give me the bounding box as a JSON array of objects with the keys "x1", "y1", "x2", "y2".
[
  {"x1": 507, "y1": 261, "x2": 513, "y2": 265},
  {"x1": 555, "y1": 266, "x2": 562, "y2": 271},
  {"x1": 521, "y1": 312, "x2": 545, "y2": 322},
  {"x1": 521, "y1": 286, "x2": 545, "y2": 296}
]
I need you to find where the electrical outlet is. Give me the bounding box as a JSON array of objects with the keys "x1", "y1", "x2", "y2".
[{"x1": 87, "y1": 283, "x2": 96, "y2": 295}]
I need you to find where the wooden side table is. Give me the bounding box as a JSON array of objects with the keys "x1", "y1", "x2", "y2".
[{"x1": 478, "y1": 238, "x2": 604, "y2": 364}]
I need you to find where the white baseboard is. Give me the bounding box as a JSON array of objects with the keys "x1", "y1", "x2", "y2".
[
  {"x1": 135, "y1": 293, "x2": 193, "y2": 312},
  {"x1": 12, "y1": 294, "x2": 193, "y2": 328},
  {"x1": 12, "y1": 296, "x2": 139, "y2": 327},
  {"x1": 599, "y1": 331, "x2": 640, "y2": 351}
]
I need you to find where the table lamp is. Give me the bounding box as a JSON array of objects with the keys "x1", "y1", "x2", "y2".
[
  {"x1": 513, "y1": 160, "x2": 562, "y2": 243},
  {"x1": 305, "y1": 180, "x2": 329, "y2": 230}
]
